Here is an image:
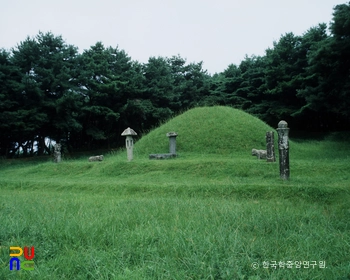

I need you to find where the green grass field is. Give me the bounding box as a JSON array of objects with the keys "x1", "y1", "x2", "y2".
[{"x1": 1, "y1": 106, "x2": 349, "y2": 279}]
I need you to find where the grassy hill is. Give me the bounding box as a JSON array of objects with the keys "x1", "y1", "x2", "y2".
[
  {"x1": 1, "y1": 106, "x2": 349, "y2": 279},
  {"x1": 135, "y1": 106, "x2": 275, "y2": 155}
]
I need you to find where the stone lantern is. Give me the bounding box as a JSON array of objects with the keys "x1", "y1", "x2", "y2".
[{"x1": 121, "y1": 127, "x2": 137, "y2": 161}]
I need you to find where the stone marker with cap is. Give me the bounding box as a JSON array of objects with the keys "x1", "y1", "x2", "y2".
[
  {"x1": 166, "y1": 132, "x2": 178, "y2": 154},
  {"x1": 121, "y1": 127, "x2": 137, "y2": 161}
]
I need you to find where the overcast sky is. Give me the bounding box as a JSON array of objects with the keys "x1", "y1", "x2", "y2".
[{"x1": 0, "y1": 0, "x2": 344, "y2": 74}]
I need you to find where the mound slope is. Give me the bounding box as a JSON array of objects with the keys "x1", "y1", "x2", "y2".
[{"x1": 135, "y1": 106, "x2": 276, "y2": 155}]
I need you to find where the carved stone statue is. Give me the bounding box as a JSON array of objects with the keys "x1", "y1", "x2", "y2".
[
  {"x1": 89, "y1": 155, "x2": 104, "y2": 162},
  {"x1": 54, "y1": 143, "x2": 61, "y2": 163},
  {"x1": 252, "y1": 148, "x2": 267, "y2": 159}
]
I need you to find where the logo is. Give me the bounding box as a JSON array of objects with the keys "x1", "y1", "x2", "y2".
[{"x1": 9, "y1": 246, "x2": 35, "y2": 271}]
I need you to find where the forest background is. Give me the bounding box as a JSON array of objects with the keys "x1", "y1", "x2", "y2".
[{"x1": 0, "y1": 3, "x2": 349, "y2": 157}]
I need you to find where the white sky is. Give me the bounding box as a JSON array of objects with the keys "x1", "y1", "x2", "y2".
[{"x1": 0, "y1": 0, "x2": 344, "y2": 74}]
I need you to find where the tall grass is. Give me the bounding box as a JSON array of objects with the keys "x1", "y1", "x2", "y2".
[
  {"x1": 0, "y1": 106, "x2": 349, "y2": 279},
  {"x1": 0, "y1": 189, "x2": 349, "y2": 279}
]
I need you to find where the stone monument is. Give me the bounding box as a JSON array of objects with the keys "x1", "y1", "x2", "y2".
[
  {"x1": 266, "y1": 131, "x2": 276, "y2": 162},
  {"x1": 166, "y1": 132, "x2": 178, "y2": 154},
  {"x1": 277, "y1": 120, "x2": 290, "y2": 180}
]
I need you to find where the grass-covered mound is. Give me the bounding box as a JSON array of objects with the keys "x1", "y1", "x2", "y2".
[{"x1": 135, "y1": 106, "x2": 275, "y2": 155}]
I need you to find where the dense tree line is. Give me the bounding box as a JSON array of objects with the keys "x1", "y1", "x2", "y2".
[{"x1": 1, "y1": 3, "x2": 349, "y2": 157}]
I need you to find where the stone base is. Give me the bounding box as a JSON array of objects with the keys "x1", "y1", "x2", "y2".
[{"x1": 149, "y1": 153, "x2": 177, "y2": 160}]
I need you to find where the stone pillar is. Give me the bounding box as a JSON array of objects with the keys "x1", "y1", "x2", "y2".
[
  {"x1": 266, "y1": 131, "x2": 276, "y2": 162},
  {"x1": 121, "y1": 127, "x2": 137, "y2": 161},
  {"x1": 166, "y1": 132, "x2": 178, "y2": 154},
  {"x1": 125, "y1": 136, "x2": 134, "y2": 161},
  {"x1": 277, "y1": 121, "x2": 290, "y2": 180},
  {"x1": 54, "y1": 143, "x2": 61, "y2": 163}
]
